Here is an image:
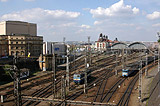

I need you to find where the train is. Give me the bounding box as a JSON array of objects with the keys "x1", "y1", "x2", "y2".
[
  {"x1": 122, "y1": 56, "x2": 157, "y2": 77},
  {"x1": 73, "y1": 70, "x2": 91, "y2": 84}
]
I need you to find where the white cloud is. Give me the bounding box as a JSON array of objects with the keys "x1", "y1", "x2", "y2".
[
  {"x1": 94, "y1": 21, "x2": 102, "y2": 25},
  {"x1": 81, "y1": 24, "x2": 90, "y2": 29},
  {"x1": 0, "y1": 8, "x2": 81, "y2": 41},
  {"x1": 152, "y1": 23, "x2": 160, "y2": 27},
  {"x1": 132, "y1": 7, "x2": 139, "y2": 14},
  {"x1": 1, "y1": 0, "x2": 7, "y2": 1},
  {"x1": 90, "y1": 0, "x2": 139, "y2": 18},
  {"x1": 147, "y1": 11, "x2": 160, "y2": 20},
  {"x1": 0, "y1": 8, "x2": 80, "y2": 21}
]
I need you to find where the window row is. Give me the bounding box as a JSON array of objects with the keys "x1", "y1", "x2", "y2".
[
  {"x1": 11, "y1": 42, "x2": 24, "y2": 44},
  {"x1": 11, "y1": 47, "x2": 24, "y2": 49}
]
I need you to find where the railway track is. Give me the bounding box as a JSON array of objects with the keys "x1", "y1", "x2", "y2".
[
  {"x1": 2, "y1": 52, "x2": 144, "y2": 106},
  {"x1": 93, "y1": 69, "x2": 112, "y2": 102},
  {"x1": 22, "y1": 53, "x2": 117, "y2": 106},
  {"x1": 54, "y1": 52, "x2": 142, "y2": 105},
  {"x1": 117, "y1": 61, "x2": 157, "y2": 106}
]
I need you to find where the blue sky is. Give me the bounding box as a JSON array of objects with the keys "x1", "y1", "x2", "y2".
[{"x1": 0, "y1": 0, "x2": 160, "y2": 42}]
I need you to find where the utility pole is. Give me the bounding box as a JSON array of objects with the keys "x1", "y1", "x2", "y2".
[
  {"x1": 138, "y1": 55, "x2": 142, "y2": 103},
  {"x1": 157, "y1": 32, "x2": 160, "y2": 72},
  {"x1": 61, "y1": 76, "x2": 66, "y2": 106},
  {"x1": 88, "y1": 36, "x2": 92, "y2": 65},
  {"x1": 66, "y1": 46, "x2": 70, "y2": 91},
  {"x1": 158, "y1": 48, "x2": 160, "y2": 72},
  {"x1": 145, "y1": 52, "x2": 148, "y2": 77},
  {"x1": 122, "y1": 49, "x2": 125, "y2": 69},
  {"x1": 52, "y1": 53, "x2": 56, "y2": 99},
  {"x1": 115, "y1": 52, "x2": 118, "y2": 76},
  {"x1": 84, "y1": 52, "x2": 88, "y2": 95},
  {"x1": 13, "y1": 55, "x2": 22, "y2": 106}
]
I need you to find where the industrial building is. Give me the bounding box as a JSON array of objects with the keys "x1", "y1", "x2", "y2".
[{"x1": 0, "y1": 21, "x2": 43, "y2": 57}]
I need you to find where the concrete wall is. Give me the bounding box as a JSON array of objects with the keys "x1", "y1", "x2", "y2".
[
  {"x1": 148, "y1": 72, "x2": 160, "y2": 106},
  {"x1": 0, "y1": 21, "x2": 6, "y2": 35}
]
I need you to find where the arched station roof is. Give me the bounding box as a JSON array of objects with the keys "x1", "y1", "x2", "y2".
[
  {"x1": 111, "y1": 42, "x2": 128, "y2": 49},
  {"x1": 128, "y1": 42, "x2": 147, "y2": 49}
]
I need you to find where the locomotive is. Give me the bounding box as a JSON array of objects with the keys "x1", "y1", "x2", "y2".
[{"x1": 73, "y1": 70, "x2": 91, "y2": 84}]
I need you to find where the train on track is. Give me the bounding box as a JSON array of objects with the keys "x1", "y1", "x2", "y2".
[
  {"x1": 122, "y1": 56, "x2": 157, "y2": 77},
  {"x1": 73, "y1": 70, "x2": 91, "y2": 84}
]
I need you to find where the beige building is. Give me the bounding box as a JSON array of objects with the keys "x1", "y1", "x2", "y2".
[
  {"x1": 0, "y1": 21, "x2": 43, "y2": 57},
  {"x1": 0, "y1": 21, "x2": 37, "y2": 36}
]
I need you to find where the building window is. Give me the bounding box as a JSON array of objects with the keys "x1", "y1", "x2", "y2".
[
  {"x1": 16, "y1": 42, "x2": 18, "y2": 44},
  {"x1": 16, "y1": 38, "x2": 18, "y2": 39},
  {"x1": 11, "y1": 51, "x2": 14, "y2": 56},
  {"x1": 97, "y1": 43, "x2": 99, "y2": 47},
  {"x1": 21, "y1": 51, "x2": 24, "y2": 56},
  {"x1": 11, "y1": 47, "x2": 13, "y2": 49},
  {"x1": 16, "y1": 51, "x2": 19, "y2": 56},
  {"x1": 11, "y1": 42, "x2": 13, "y2": 44},
  {"x1": 16, "y1": 47, "x2": 18, "y2": 49},
  {"x1": 21, "y1": 42, "x2": 23, "y2": 44},
  {"x1": 21, "y1": 47, "x2": 23, "y2": 49}
]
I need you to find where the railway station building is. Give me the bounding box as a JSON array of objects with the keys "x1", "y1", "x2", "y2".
[
  {"x1": 95, "y1": 33, "x2": 118, "y2": 51},
  {"x1": 0, "y1": 21, "x2": 43, "y2": 57}
]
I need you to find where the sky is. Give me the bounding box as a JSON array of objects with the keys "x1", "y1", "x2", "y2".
[{"x1": 0, "y1": 0, "x2": 160, "y2": 42}]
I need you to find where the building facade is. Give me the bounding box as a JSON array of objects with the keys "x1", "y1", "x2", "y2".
[
  {"x1": 95, "y1": 33, "x2": 118, "y2": 51},
  {"x1": 43, "y1": 42, "x2": 67, "y2": 56},
  {"x1": 0, "y1": 21, "x2": 43, "y2": 57},
  {"x1": 0, "y1": 21, "x2": 37, "y2": 36}
]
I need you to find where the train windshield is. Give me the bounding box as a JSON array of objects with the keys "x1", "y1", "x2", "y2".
[
  {"x1": 122, "y1": 69, "x2": 128, "y2": 72},
  {"x1": 74, "y1": 74, "x2": 80, "y2": 78}
]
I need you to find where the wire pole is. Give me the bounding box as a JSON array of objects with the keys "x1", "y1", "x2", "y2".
[
  {"x1": 122, "y1": 49, "x2": 125, "y2": 69},
  {"x1": 138, "y1": 55, "x2": 142, "y2": 103},
  {"x1": 145, "y1": 52, "x2": 148, "y2": 77},
  {"x1": 84, "y1": 46, "x2": 89, "y2": 96},
  {"x1": 52, "y1": 53, "x2": 56, "y2": 99},
  {"x1": 13, "y1": 55, "x2": 22, "y2": 106},
  {"x1": 88, "y1": 36, "x2": 92, "y2": 65},
  {"x1": 61, "y1": 75, "x2": 66, "y2": 106},
  {"x1": 66, "y1": 47, "x2": 70, "y2": 91},
  {"x1": 158, "y1": 46, "x2": 160, "y2": 72},
  {"x1": 115, "y1": 52, "x2": 118, "y2": 76}
]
